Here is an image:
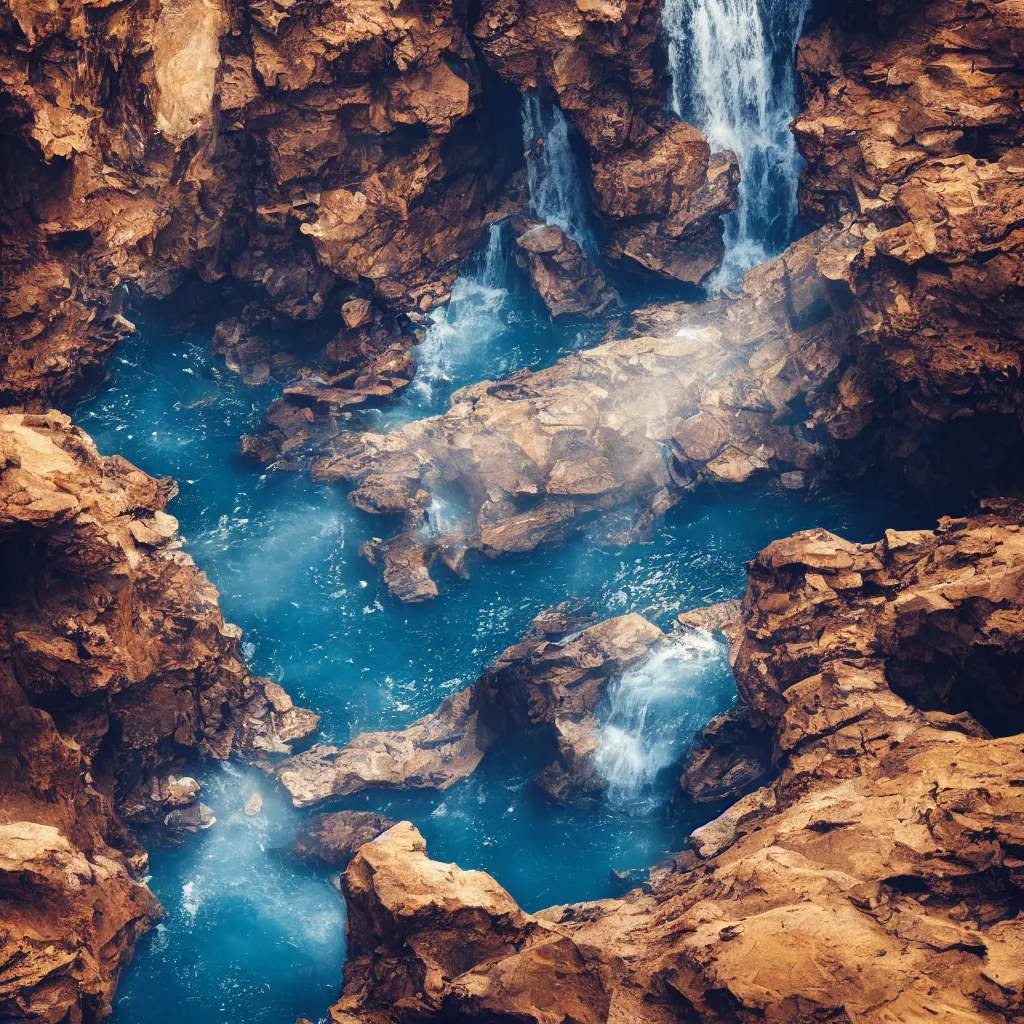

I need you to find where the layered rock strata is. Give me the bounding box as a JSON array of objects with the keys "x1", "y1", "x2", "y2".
[
  {"x1": 0, "y1": 411, "x2": 316, "y2": 1022},
  {"x1": 330, "y1": 508, "x2": 1024, "y2": 1023}
]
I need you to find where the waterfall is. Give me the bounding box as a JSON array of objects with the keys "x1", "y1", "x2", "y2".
[
  {"x1": 595, "y1": 630, "x2": 727, "y2": 811},
  {"x1": 520, "y1": 92, "x2": 594, "y2": 253},
  {"x1": 414, "y1": 222, "x2": 510, "y2": 389},
  {"x1": 663, "y1": 0, "x2": 809, "y2": 286}
]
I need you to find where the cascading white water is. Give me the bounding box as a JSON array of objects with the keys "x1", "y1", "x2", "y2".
[
  {"x1": 595, "y1": 630, "x2": 727, "y2": 810},
  {"x1": 521, "y1": 92, "x2": 594, "y2": 253},
  {"x1": 663, "y1": 0, "x2": 810, "y2": 286},
  {"x1": 414, "y1": 222, "x2": 510, "y2": 390}
]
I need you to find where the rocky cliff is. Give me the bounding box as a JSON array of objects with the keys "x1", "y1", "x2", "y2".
[
  {"x1": 2, "y1": 0, "x2": 1024, "y2": 1021},
  {"x1": 0, "y1": 412, "x2": 316, "y2": 1022},
  {"x1": 330, "y1": 507, "x2": 1024, "y2": 1023}
]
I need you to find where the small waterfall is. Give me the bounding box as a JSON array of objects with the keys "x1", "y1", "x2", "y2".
[
  {"x1": 520, "y1": 92, "x2": 594, "y2": 253},
  {"x1": 415, "y1": 222, "x2": 510, "y2": 389},
  {"x1": 420, "y1": 495, "x2": 457, "y2": 539},
  {"x1": 595, "y1": 630, "x2": 726, "y2": 811},
  {"x1": 663, "y1": 0, "x2": 809, "y2": 285}
]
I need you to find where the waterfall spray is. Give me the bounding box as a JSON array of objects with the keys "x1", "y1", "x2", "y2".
[
  {"x1": 415, "y1": 222, "x2": 510, "y2": 389},
  {"x1": 663, "y1": 0, "x2": 809, "y2": 286},
  {"x1": 595, "y1": 630, "x2": 728, "y2": 811},
  {"x1": 520, "y1": 92, "x2": 594, "y2": 253}
]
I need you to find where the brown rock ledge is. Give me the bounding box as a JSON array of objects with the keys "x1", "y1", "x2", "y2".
[{"x1": 328, "y1": 507, "x2": 1024, "y2": 1023}]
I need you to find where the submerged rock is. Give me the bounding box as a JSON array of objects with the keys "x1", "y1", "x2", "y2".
[{"x1": 292, "y1": 811, "x2": 396, "y2": 868}]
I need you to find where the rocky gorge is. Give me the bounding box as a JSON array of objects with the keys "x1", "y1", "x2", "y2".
[{"x1": 1, "y1": 0, "x2": 1024, "y2": 1023}]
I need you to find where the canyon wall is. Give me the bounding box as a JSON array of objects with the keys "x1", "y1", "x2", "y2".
[
  {"x1": 0, "y1": 0, "x2": 736, "y2": 416},
  {"x1": 1, "y1": 0, "x2": 1023, "y2": 1022}
]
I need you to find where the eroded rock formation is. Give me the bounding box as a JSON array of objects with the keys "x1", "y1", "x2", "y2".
[
  {"x1": 512, "y1": 219, "x2": 619, "y2": 319},
  {"x1": 0, "y1": 411, "x2": 316, "y2": 1022},
  {"x1": 330, "y1": 508, "x2": 1024, "y2": 1023},
  {"x1": 473, "y1": 0, "x2": 737, "y2": 282},
  {"x1": 277, "y1": 605, "x2": 669, "y2": 807}
]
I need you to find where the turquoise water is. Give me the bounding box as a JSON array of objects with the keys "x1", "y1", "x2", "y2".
[{"x1": 73, "y1": 283, "x2": 931, "y2": 1024}]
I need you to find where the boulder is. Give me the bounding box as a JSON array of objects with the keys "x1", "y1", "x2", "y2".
[{"x1": 293, "y1": 812, "x2": 397, "y2": 868}]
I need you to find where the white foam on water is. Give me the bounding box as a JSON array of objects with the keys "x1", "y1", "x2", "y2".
[
  {"x1": 415, "y1": 223, "x2": 510, "y2": 390},
  {"x1": 595, "y1": 630, "x2": 727, "y2": 811}
]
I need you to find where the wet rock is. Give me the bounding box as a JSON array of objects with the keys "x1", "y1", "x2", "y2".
[
  {"x1": 278, "y1": 688, "x2": 492, "y2": 806},
  {"x1": 277, "y1": 606, "x2": 664, "y2": 808},
  {"x1": 121, "y1": 773, "x2": 203, "y2": 826},
  {"x1": 0, "y1": 411, "x2": 315, "y2": 1022},
  {"x1": 676, "y1": 599, "x2": 742, "y2": 638},
  {"x1": 243, "y1": 791, "x2": 263, "y2": 816},
  {"x1": 678, "y1": 703, "x2": 772, "y2": 803},
  {"x1": 512, "y1": 219, "x2": 619, "y2": 318},
  {"x1": 164, "y1": 802, "x2": 217, "y2": 834},
  {"x1": 597, "y1": 125, "x2": 740, "y2": 284},
  {"x1": 292, "y1": 811, "x2": 396, "y2": 868}
]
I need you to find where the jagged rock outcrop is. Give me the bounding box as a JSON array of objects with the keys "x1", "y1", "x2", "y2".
[
  {"x1": 595, "y1": 123, "x2": 739, "y2": 283},
  {"x1": 277, "y1": 605, "x2": 669, "y2": 807},
  {"x1": 791, "y1": 0, "x2": 1024, "y2": 480},
  {"x1": 295, "y1": 224, "x2": 844, "y2": 600},
  {"x1": 278, "y1": 688, "x2": 490, "y2": 807},
  {"x1": 329, "y1": 508, "x2": 1024, "y2": 1024},
  {"x1": 304, "y1": 137, "x2": 1024, "y2": 599},
  {"x1": 512, "y1": 219, "x2": 619, "y2": 318},
  {"x1": 677, "y1": 703, "x2": 771, "y2": 804},
  {"x1": 240, "y1": 0, "x2": 1017, "y2": 601},
  {"x1": 0, "y1": 411, "x2": 316, "y2": 1022}
]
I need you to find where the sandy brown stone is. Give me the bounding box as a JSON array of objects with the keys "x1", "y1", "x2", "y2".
[
  {"x1": 0, "y1": 0, "x2": 507, "y2": 408},
  {"x1": 277, "y1": 605, "x2": 666, "y2": 808},
  {"x1": 512, "y1": 219, "x2": 619, "y2": 318}
]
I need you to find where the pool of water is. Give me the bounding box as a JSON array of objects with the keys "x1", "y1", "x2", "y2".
[{"x1": 73, "y1": 281, "x2": 932, "y2": 1024}]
